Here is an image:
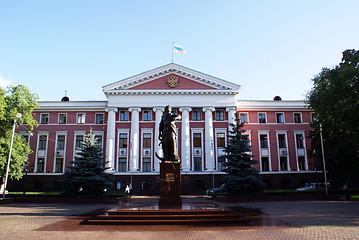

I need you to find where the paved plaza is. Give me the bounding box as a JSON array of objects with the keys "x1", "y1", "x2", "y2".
[{"x1": 0, "y1": 196, "x2": 358, "y2": 240}]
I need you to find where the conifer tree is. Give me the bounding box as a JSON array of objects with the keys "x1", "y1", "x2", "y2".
[
  {"x1": 224, "y1": 113, "x2": 265, "y2": 195},
  {"x1": 61, "y1": 130, "x2": 112, "y2": 197}
]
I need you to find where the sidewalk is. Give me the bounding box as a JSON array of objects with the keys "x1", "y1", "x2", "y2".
[{"x1": 0, "y1": 196, "x2": 358, "y2": 239}]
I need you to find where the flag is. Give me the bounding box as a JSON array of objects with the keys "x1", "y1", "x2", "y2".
[{"x1": 173, "y1": 44, "x2": 186, "y2": 54}]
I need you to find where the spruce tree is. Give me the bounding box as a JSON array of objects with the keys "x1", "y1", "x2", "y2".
[
  {"x1": 224, "y1": 113, "x2": 265, "y2": 196},
  {"x1": 61, "y1": 130, "x2": 112, "y2": 197}
]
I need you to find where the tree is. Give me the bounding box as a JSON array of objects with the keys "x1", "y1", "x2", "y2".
[
  {"x1": 0, "y1": 85, "x2": 38, "y2": 183},
  {"x1": 224, "y1": 113, "x2": 265, "y2": 195},
  {"x1": 61, "y1": 130, "x2": 112, "y2": 197},
  {"x1": 307, "y1": 49, "x2": 359, "y2": 188}
]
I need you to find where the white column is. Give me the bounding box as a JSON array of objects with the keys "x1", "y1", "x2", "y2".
[
  {"x1": 179, "y1": 107, "x2": 192, "y2": 172},
  {"x1": 153, "y1": 106, "x2": 163, "y2": 172},
  {"x1": 226, "y1": 106, "x2": 237, "y2": 133},
  {"x1": 105, "y1": 107, "x2": 118, "y2": 171},
  {"x1": 129, "y1": 107, "x2": 141, "y2": 172},
  {"x1": 203, "y1": 106, "x2": 215, "y2": 171}
]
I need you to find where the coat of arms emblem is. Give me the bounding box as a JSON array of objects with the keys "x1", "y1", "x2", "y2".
[{"x1": 167, "y1": 75, "x2": 179, "y2": 88}]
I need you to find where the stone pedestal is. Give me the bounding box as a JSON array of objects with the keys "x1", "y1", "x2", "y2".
[{"x1": 159, "y1": 162, "x2": 182, "y2": 207}]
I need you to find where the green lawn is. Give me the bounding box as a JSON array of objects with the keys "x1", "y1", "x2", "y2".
[{"x1": 7, "y1": 191, "x2": 127, "y2": 198}]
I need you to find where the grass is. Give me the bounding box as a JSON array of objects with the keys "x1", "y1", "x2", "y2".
[
  {"x1": 350, "y1": 195, "x2": 359, "y2": 201},
  {"x1": 7, "y1": 192, "x2": 61, "y2": 198},
  {"x1": 263, "y1": 189, "x2": 298, "y2": 195},
  {"x1": 6, "y1": 191, "x2": 127, "y2": 198}
]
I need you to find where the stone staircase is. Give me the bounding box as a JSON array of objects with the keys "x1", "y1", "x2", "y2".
[{"x1": 87, "y1": 207, "x2": 248, "y2": 225}]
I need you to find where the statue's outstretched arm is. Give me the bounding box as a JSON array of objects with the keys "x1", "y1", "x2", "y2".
[{"x1": 175, "y1": 114, "x2": 182, "y2": 121}]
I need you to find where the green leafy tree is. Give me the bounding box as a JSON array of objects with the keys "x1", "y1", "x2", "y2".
[
  {"x1": 224, "y1": 113, "x2": 265, "y2": 195},
  {"x1": 61, "y1": 130, "x2": 112, "y2": 197},
  {"x1": 307, "y1": 49, "x2": 359, "y2": 188},
  {"x1": 0, "y1": 85, "x2": 38, "y2": 183}
]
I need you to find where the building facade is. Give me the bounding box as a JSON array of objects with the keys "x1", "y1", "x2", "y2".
[{"x1": 11, "y1": 63, "x2": 319, "y2": 194}]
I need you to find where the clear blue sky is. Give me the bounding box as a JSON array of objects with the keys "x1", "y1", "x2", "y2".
[{"x1": 1, "y1": 0, "x2": 358, "y2": 101}]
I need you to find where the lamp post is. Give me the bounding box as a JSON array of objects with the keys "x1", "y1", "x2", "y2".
[
  {"x1": 2, "y1": 113, "x2": 22, "y2": 199},
  {"x1": 319, "y1": 123, "x2": 328, "y2": 196}
]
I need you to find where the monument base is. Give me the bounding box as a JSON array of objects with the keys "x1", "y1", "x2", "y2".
[{"x1": 159, "y1": 162, "x2": 181, "y2": 208}]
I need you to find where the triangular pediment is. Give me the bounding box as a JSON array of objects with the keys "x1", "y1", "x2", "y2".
[
  {"x1": 128, "y1": 74, "x2": 217, "y2": 90},
  {"x1": 103, "y1": 63, "x2": 240, "y2": 95}
]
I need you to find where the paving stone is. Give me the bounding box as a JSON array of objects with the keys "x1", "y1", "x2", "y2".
[{"x1": 0, "y1": 197, "x2": 358, "y2": 239}]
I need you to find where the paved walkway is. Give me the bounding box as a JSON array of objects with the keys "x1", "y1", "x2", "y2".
[{"x1": 0, "y1": 196, "x2": 358, "y2": 239}]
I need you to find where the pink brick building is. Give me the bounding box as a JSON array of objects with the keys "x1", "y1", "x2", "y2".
[{"x1": 12, "y1": 64, "x2": 319, "y2": 193}]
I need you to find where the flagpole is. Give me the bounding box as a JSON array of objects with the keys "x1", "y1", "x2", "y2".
[{"x1": 171, "y1": 42, "x2": 174, "y2": 63}]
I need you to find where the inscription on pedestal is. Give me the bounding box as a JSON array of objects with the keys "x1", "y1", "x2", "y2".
[{"x1": 166, "y1": 173, "x2": 175, "y2": 182}]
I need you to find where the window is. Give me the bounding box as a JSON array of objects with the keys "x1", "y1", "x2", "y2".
[
  {"x1": 118, "y1": 158, "x2": 127, "y2": 172},
  {"x1": 77, "y1": 113, "x2": 85, "y2": 124},
  {"x1": 260, "y1": 134, "x2": 268, "y2": 149},
  {"x1": 276, "y1": 113, "x2": 284, "y2": 123},
  {"x1": 119, "y1": 133, "x2": 128, "y2": 148},
  {"x1": 58, "y1": 113, "x2": 67, "y2": 124},
  {"x1": 215, "y1": 110, "x2": 225, "y2": 121},
  {"x1": 280, "y1": 157, "x2": 288, "y2": 171},
  {"x1": 193, "y1": 132, "x2": 202, "y2": 171},
  {"x1": 56, "y1": 135, "x2": 65, "y2": 150},
  {"x1": 142, "y1": 133, "x2": 152, "y2": 172},
  {"x1": 261, "y1": 157, "x2": 269, "y2": 171},
  {"x1": 120, "y1": 111, "x2": 129, "y2": 121},
  {"x1": 40, "y1": 113, "x2": 49, "y2": 124},
  {"x1": 298, "y1": 156, "x2": 306, "y2": 170},
  {"x1": 216, "y1": 132, "x2": 226, "y2": 171},
  {"x1": 38, "y1": 135, "x2": 47, "y2": 150},
  {"x1": 258, "y1": 113, "x2": 266, "y2": 123},
  {"x1": 95, "y1": 113, "x2": 104, "y2": 124},
  {"x1": 193, "y1": 133, "x2": 202, "y2": 147},
  {"x1": 294, "y1": 113, "x2": 302, "y2": 123},
  {"x1": 143, "y1": 110, "x2": 152, "y2": 121},
  {"x1": 36, "y1": 158, "x2": 45, "y2": 172},
  {"x1": 118, "y1": 132, "x2": 128, "y2": 172},
  {"x1": 192, "y1": 110, "x2": 201, "y2": 121},
  {"x1": 278, "y1": 134, "x2": 286, "y2": 148},
  {"x1": 240, "y1": 113, "x2": 248, "y2": 123},
  {"x1": 296, "y1": 134, "x2": 304, "y2": 149},
  {"x1": 142, "y1": 133, "x2": 151, "y2": 148},
  {"x1": 55, "y1": 158, "x2": 63, "y2": 173},
  {"x1": 94, "y1": 135, "x2": 103, "y2": 148},
  {"x1": 55, "y1": 135, "x2": 65, "y2": 173},
  {"x1": 194, "y1": 157, "x2": 202, "y2": 171},
  {"x1": 142, "y1": 157, "x2": 151, "y2": 172},
  {"x1": 75, "y1": 135, "x2": 84, "y2": 149},
  {"x1": 216, "y1": 133, "x2": 225, "y2": 148},
  {"x1": 218, "y1": 156, "x2": 226, "y2": 171}
]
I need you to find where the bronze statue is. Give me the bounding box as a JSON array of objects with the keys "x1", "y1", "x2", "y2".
[{"x1": 156, "y1": 105, "x2": 181, "y2": 162}]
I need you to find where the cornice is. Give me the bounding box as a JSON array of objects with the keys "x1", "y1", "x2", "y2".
[
  {"x1": 237, "y1": 100, "x2": 309, "y2": 110},
  {"x1": 36, "y1": 101, "x2": 107, "y2": 111},
  {"x1": 104, "y1": 89, "x2": 238, "y2": 96}
]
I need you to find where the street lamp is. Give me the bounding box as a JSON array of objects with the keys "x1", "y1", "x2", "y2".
[
  {"x1": 319, "y1": 123, "x2": 329, "y2": 196},
  {"x1": 2, "y1": 113, "x2": 22, "y2": 199}
]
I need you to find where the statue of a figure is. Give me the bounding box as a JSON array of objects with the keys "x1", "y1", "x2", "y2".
[{"x1": 156, "y1": 105, "x2": 181, "y2": 162}]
